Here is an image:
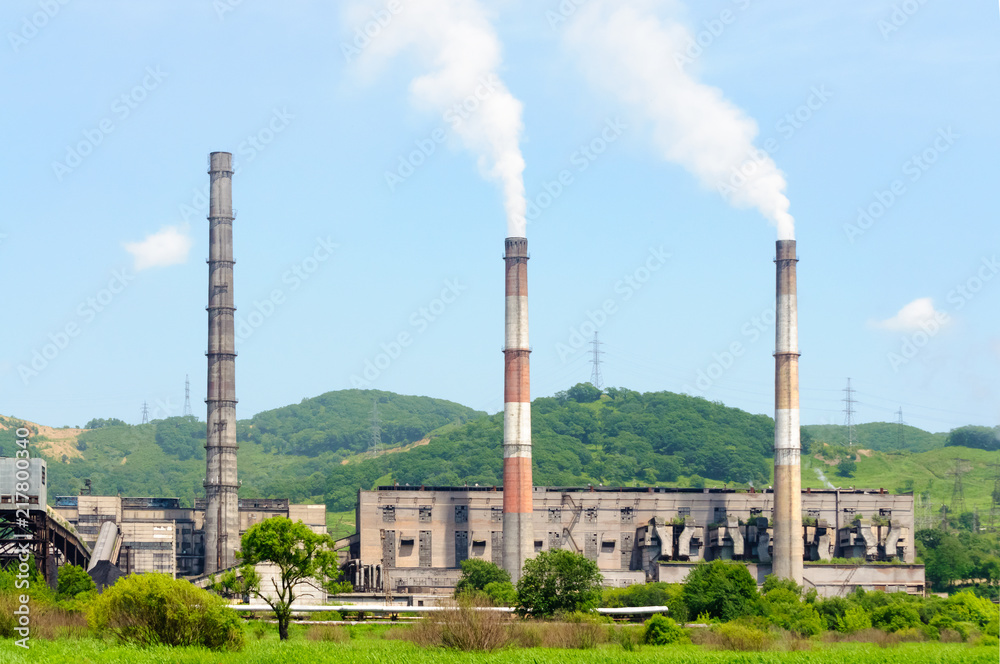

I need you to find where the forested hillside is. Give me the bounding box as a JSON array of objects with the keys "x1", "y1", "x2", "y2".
[
  {"x1": 5, "y1": 385, "x2": 998, "y2": 524},
  {"x1": 0, "y1": 390, "x2": 482, "y2": 505},
  {"x1": 802, "y1": 422, "x2": 947, "y2": 453}
]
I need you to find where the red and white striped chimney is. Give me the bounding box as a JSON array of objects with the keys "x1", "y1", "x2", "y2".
[
  {"x1": 773, "y1": 239, "x2": 803, "y2": 584},
  {"x1": 503, "y1": 236, "x2": 532, "y2": 582}
]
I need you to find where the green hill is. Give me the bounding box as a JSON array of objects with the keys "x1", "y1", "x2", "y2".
[
  {"x1": 803, "y1": 422, "x2": 947, "y2": 453},
  {"x1": 5, "y1": 384, "x2": 998, "y2": 524},
  {"x1": 802, "y1": 445, "x2": 1000, "y2": 518},
  {"x1": 0, "y1": 390, "x2": 484, "y2": 507}
]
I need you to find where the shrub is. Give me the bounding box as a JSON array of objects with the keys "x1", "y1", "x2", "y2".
[
  {"x1": 438, "y1": 596, "x2": 512, "y2": 651},
  {"x1": 682, "y1": 560, "x2": 758, "y2": 622},
  {"x1": 944, "y1": 589, "x2": 996, "y2": 629},
  {"x1": 871, "y1": 603, "x2": 922, "y2": 633},
  {"x1": 615, "y1": 625, "x2": 643, "y2": 651},
  {"x1": 538, "y1": 615, "x2": 608, "y2": 649},
  {"x1": 516, "y1": 550, "x2": 603, "y2": 617},
  {"x1": 603, "y1": 582, "x2": 688, "y2": 623},
  {"x1": 643, "y1": 613, "x2": 683, "y2": 645},
  {"x1": 483, "y1": 581, "x2": 517, "y2": 606},
  {"x1": 88, "y1": 573, "x2": 244, "y2": 651},
  {"x1": 707, "y1": 621, "x2": 772, "y2": 651},
  {"x1": 57, "y1": 564, "x2": 95, "y2": 600},
  {"x1": 836, "y1": 606, "x2": 872, "y2": 633},
  {"x1": 455, "y1": 559, "x2": 510, "y2": 596}
]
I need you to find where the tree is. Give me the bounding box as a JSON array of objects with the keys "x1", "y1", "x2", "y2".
[
  {"x1": 836, "y1": 458, "x2": 856, "y2": 478},
  {"x1": 84, "y1": 418, "x2": 127, "y2": 430},
  {"x1": 946, "y1": 425, "x2": 1000, "y2": 451},
  {"x1": 681, "y1": 560, "x2": 758, "y2": 621},
  {"x1": 237, "y1": 517, "x2": 344, "y2": 640},
  {"x1": 207, "y1": 565, "x2": 261, "y2": 603},
  {"x1": 567, "y1": 383, "x2": 602, "y2": 403},
  {"x1": 515, "y1": 549, "x2": 603, "y2": 617},
  {"x1": 57, "y1": 563, "x2": 95, "y2": 599},
  {"x1": 455, "y1": 559, "x2": 510, "y2": 596}
]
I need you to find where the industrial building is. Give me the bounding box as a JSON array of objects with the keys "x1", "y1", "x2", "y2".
[
  {"x1": 51, "y1": 493, "x2": 326, "y2": 577},
  {"x1": 7, "y1": 154, "x2": 926, "y2": 601},
  {"x1": 347, "y1": 485, "x2": 923, "y2": 597}
]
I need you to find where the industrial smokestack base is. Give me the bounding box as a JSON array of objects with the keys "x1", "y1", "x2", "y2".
[
  {"x1": 204, "y1": 151, "x2": 240, "y2": 574},
  {"x1": 503, "y1": 237, "x2": 532, "y2": 582},
  {"x1": 773, "y1": 239, "x2": 803, "y2": 584}
]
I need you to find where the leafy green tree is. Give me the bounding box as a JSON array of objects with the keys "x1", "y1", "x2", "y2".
[
  {"x1": 681, "y1": 560, "x2": 758, "y2": 621},
  {"x1": 871, "y1": 602, "x2": 922, "y2": 632},
  {"x1": 237, "y1": 517, "x2": 344, "y2": 640},
  {"x1": 567, "y1": 383, "x2": 602, "y2": 403},
  {"x1": 57, "y1": 563, "x2": 95, "y2": 599},
  {"x1": 917, "y1": 529, "x2": 972, "y2": 591},
  {"x1": 207, "y1": 565, "x2": 261, "y2": 603},
  {"x1": 946, "y1": 425, "x2": 1000, "y2": 451},
  {"x1": 516, "y1": 550, "x2": 603, "y2": 617},
  {"x1": 836, "y1": 458, "x2": 856, "y2": 478},
  {"x1": 455, "y1": 559, "x2": 510, "y2": 596},
  {"x1": 84, "y1": 418, "x2": 127, "y2": 429},
  {"x1": 837, "y1": 606, "x2": 872, "y2": 633},
  {"x1": 483, "y1": 580, "x2": 518, "y2": 606}
]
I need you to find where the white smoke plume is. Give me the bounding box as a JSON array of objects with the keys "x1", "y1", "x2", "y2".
[
  {"x1": 564, "y1": 0, "x2": 795, "y2": 240},
  {"x1": 346, "y1": 0, "x2": 527, "y2": 237}
]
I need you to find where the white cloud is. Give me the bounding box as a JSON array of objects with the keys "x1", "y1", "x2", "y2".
[
  {"x1": 124, "y1": 224, "x2": 192, "y2": 271},
  {"x1": 872, "y1": 297, "x2": 948, "y2": 332}
]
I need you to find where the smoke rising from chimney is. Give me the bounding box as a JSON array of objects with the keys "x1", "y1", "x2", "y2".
[
  {"x1": 348, "y1": 0, "x2": 527, "y2": 236},
  {"x1": 564, "y1": 1, "x2": 795, "y2": 240}
]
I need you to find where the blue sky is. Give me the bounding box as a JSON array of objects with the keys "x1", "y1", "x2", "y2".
[{"x1": 2, "y1": 0, "x2": 998, "y2": 436}]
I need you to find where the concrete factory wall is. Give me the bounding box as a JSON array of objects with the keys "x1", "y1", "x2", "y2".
[
  {"x1": 351, "y1": 486, "x2": 919, "y2": 595},
  {"x1": 53, "y1": 495, "x2": 326, "y2": 577}
]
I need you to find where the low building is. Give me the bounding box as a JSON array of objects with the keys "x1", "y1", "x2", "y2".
[{"x1": 348, "y1": 485, "x2": 923, "y2": 597}]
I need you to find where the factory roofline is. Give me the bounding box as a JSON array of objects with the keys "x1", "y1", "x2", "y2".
[{"x1": 373, "y1": 485, "x2": 906, "y2": 496}]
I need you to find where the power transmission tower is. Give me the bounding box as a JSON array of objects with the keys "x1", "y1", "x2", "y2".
[
  {"x1": 183, "y1": 374, "x2": 192, "y2": 417},
  {"x1": 949, "y1": 458, "x2": 970, "y2": 516},
  {"x1": 842, "y1": 378, "x2": 857, "y2": 448},
  {"x1": 369, "y1": 399, "x2": 382, "y2": 459},
  {"x1": 589, "y1": 332, "x2": 604, "y2": 390},
  {"x1": 895, "y1": 407, "x2": 905, "y2": 449},
  {"x1": 141, "y1": 401, "x2": 150, "y2": 425}
]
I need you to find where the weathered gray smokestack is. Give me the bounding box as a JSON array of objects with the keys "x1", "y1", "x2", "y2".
[
  {"x1": 503, "y1": 237, "x2": 532, "y2": 582},
  {"x1": 773, "y1": 239, "x2": 803, "y2": 584},
  {"x1": 204, "y1": 152, "x2": 239, "y2": 574}
]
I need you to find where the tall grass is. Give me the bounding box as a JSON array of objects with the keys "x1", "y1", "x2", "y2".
[{"x1": 6, "y1": 637, "x2": 999, "y2": 664}]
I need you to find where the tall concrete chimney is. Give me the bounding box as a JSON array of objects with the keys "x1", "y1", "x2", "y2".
[
  {"x1": 773, "y1": 239, "x2": 803, "y2": 584},
  {"x1": 204, "y1": 152, "x2": 239, "y2": 574},
  {"x1": 503, "y1": 236, "x2": 533, "y2": 581}
]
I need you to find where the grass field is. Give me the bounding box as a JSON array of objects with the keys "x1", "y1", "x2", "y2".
[{"x1": 7, "y1": 636, "x2": 996, "y2": 664}]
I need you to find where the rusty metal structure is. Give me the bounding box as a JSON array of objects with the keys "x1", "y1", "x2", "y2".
[{"x1": 0, "y1": 458, "x2": 90, "y2": 588}]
